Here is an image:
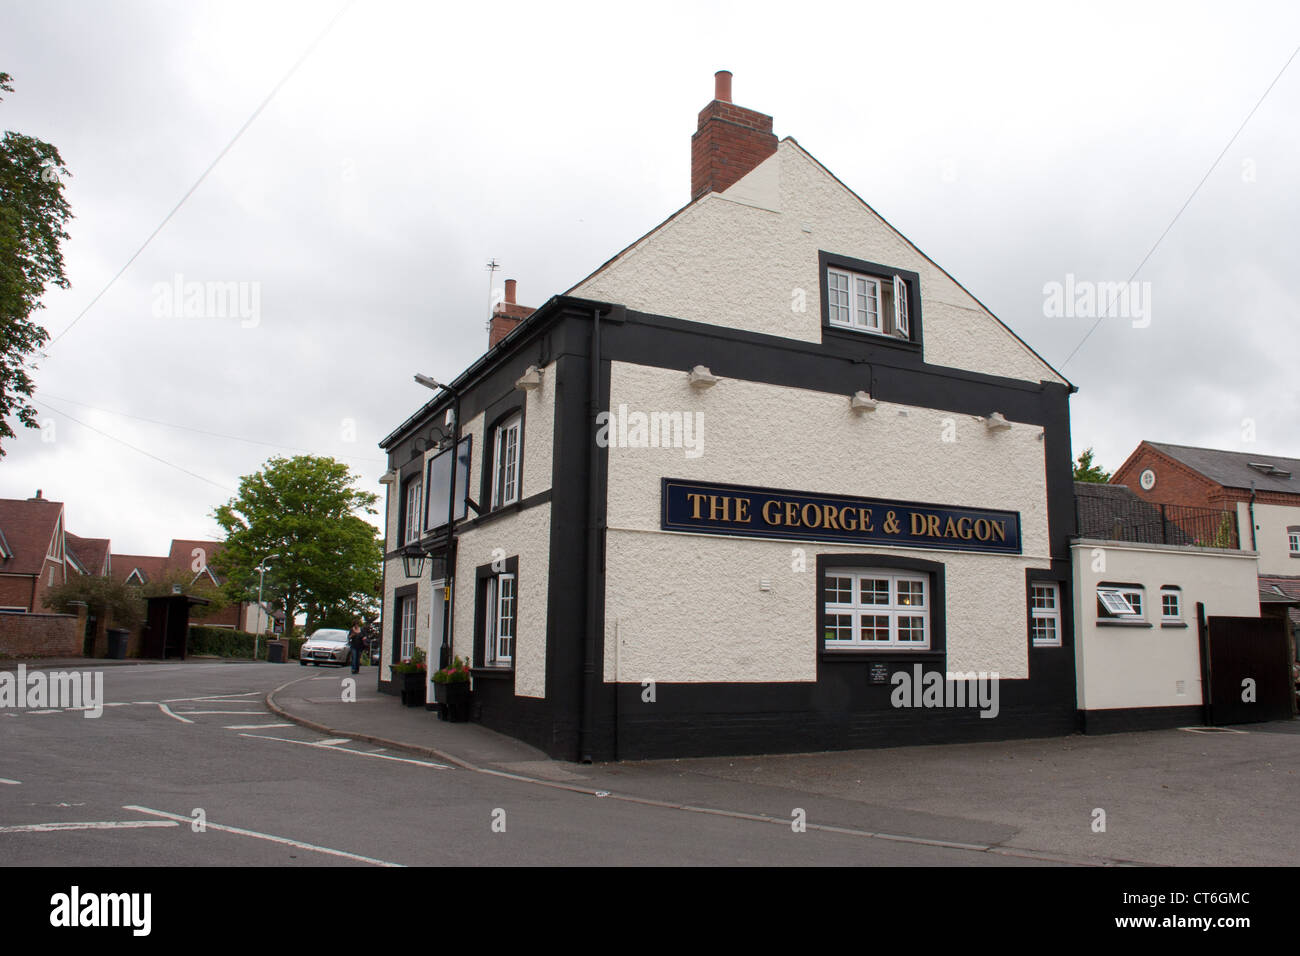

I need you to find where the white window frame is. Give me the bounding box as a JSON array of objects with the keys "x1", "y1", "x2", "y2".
[
  {"x1": 893, "y1": 274, "x2": 910, "y2": 336},
  {"x1": 403, "y1": 478, "x2": 422, "y2": 545},
  {"x1": 1097, "y1": 587, "x2": 1137, "y2": 617},
  {"x1": 823, "y1": 569, "x2": 930, "y2": 650},
  {"x1": 491, "y1": 413, "x2": 522, "y2": 509},
  {"x1": 1160, "y1": 587, "x2": 1182, "y2": 622},
  {"x1": 399, "y1": 595, "x2": 416, "y2": 661},
  {"x1": 1030, "y1": 582, "x2": 1062, "y2": 647},
  {"x1": 1289, "y1": 530, "x2": 1300, "y2": 555},
  {"x1": 826, "y1": 268, "x2": 882, "y2": 333},
  {"x1": 483, "y1": 572, "x2": 516, "y2": 666}
]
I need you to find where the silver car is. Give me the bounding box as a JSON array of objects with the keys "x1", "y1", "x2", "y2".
[{"x1": 299, "y1": 628, "x2": 351, "y2": 666}]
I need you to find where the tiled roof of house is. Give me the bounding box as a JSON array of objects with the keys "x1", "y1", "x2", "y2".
[
  {"x1": 110, "y1": 539, "x2": 227, "y2": 586},
  {"x1": 110, "y1": 554, "x2": 170, "y2": 585},
  {"x1": 1073, "y1": 481, "x2": 1199, "y2": 544},
  {"x1": 0, "y1": 496, "x2": 64, "y2": 576},
  {"x1": 66, "y1": 532, "x2": 110, "y2": 576},
  {"x1": 1147, "y1": 442, "x2": 1300, "y2": 496}
]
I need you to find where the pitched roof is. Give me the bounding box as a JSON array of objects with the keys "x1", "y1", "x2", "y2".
[
  {"x1": 110, "y1": 539, "x2": 227, "y2": 587},
  {"x1": 1146, "y1": 442, "x2": 1300, "y2": 495},
  {"x1": 110, "y1": 554, "x2": 170, "y2": 585},
  {"x1": 0, "y1": 496, "x2": 64, "y2": 575},
  {"x1": 167, "y1": 539, "x2": 225, "y2": 585},
  {"x1": 66, "y1": 532, "x2": 110, "y2": 576}
]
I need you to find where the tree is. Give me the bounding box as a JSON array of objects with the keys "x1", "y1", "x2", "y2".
[
  {"x1": 211, "y1": 456, "x2": 382, "y2": 636},
  {"x1": 1073, "y1": 447, "x2": 1111, "y2": 484},
  {"x1": 44, "y1": 575, "x2": 145, "y2": 629},
  {"x1": 0, "y1": 72, "x2": 72, "y2": 457}
]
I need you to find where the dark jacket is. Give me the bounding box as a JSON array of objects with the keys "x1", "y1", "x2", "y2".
[{"x1": 347, "y1": 629, "x2": 365, "y2": 650}]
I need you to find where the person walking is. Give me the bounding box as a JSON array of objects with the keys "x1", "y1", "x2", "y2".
[{"x1": 347, "y1": 622, "x2": 365, "y2": 674}]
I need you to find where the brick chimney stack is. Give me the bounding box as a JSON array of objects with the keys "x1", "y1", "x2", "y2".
[
  {"x1": 690, "y1": 70, "x2": 778, "y2": 200},
  {"x1": 488, "y1": 279, "x2": 536, "y2": 349}
]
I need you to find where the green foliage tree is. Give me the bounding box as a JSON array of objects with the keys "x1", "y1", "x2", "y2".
[
  {"x1": 43, "y1": 574, "x2": 145, "y2": 628},
  {"x1": 1073, "y1": 447, "x2": 1111, "y2": 484},
  {"x1": 211, "y1": 455, "x2": 382, "y2": 636},
  {"x1": 0, "y1": 72, "x2": 72, "y2": 457}
]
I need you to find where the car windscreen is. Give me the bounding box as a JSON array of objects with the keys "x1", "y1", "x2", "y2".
[{"x1": 308, "y1": 630, "x2": 349, "y2": 643}]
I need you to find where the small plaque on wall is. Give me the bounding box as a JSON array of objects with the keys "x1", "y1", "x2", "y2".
[{"x1": 869, "y1": 663, "x2": 890, "y2": 685}]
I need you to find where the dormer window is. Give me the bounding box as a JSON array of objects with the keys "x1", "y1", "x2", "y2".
[{"x1": 820, "y1": 253, "x2": 920, "y2": 348}]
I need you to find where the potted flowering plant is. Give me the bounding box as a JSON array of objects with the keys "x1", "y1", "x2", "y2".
[
  {"x1": 431, "y1": 656, "x2": 471, "y2": 722},
  {"x1": 391, "y1": 646, "x2": 426, "y2": 707}
]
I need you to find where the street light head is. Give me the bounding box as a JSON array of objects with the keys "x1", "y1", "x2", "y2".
[{"x1": 414, "y1": 373, "x2": 443, "y2": 391}]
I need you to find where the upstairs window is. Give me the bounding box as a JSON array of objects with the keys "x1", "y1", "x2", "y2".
[
  {"x1": 826, "y1": 266, "x2": 911, "y2": 339},
  {"x1": 491, "y1": 413, "x2": 522, "y2": 509},
  {"x1": 1288, "y1": 527, "x2": 1300, "y2": 556},
  {"x1": 402, "y1": 477, "x2": 422, "y2": 544}
]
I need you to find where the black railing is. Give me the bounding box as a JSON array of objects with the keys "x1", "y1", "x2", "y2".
[{"x1": 1075, "y1": 498, "x2": 1239, "y2": 549}]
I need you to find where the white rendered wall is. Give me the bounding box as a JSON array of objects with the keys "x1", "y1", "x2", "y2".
[
  {"x1": 1238, "y1": 501, "x2": 1300, "y2": 575},
  {"x1": 602, "y1": 360, "x2": 1053, "y2": 683},
  {"x1": 1071, "y1": 539, "x2": 1261, "y2": 711},
  {"x1": 572, "y1": 140, "x2": 1064, "y2": 387}
]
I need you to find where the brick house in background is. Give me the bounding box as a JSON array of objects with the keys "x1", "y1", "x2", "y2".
[
  {"x1": 1111, "y1": 441, "x2": 1300, "y2": 644},
  {"x1": 0, "y1": 491, "x2": 70, "y2": 613},
  {"x1": 110, "y1": 538, "x2": 270, "y2": 632}
]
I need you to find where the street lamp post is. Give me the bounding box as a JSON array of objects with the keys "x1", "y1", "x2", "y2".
[{"x1": 255, "y1": 554, "x2": 280, "y2": 661}]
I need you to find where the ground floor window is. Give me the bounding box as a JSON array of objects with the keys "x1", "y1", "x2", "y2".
[
  {"x1": 398, "y1": 594, "x2": 416, "y2": 661},
  {"x1": 1030, "y1": 582, "x2": 1062, "y2": 646},
  {"x1": 823, "y1": 568, "x2": 930, "y2": 649},
  {"x1": 483, "y1": 572, "x2": 516, "y2": 666}
]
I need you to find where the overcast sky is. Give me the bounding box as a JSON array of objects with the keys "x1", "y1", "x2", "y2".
[{"x1": 2, "y1": 0, "x2": 1298, "y2": 554}]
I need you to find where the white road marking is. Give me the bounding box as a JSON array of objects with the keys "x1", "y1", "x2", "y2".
[
  {"x1": 0, "y1": 820, "x2": 179, "y2": 833},
  {"x1": 123, "y1": 805, "x2": 404, "y2": 867},
  {"x1": 24, "y1": 710, "x2": 61, "y2": 715},
  {"x1": 238, "y1": 733, "x2": 450, "y2": 770},
  {"x1": 161, "y1": 691, "x2": 260, "y2": 703},
  {"x1": 223, "y1": 723, "x2": 292, "y2": 730},
  {"x1": 317, "y1": 738, "x2": 351, "y2": 746},
  {"x1": 156, "y1": 703, "x2": 193, "y2": 724},
  {"x1": 175, "y1": 710, "x2": 265, "y2": 715},
  {"x1": 0, "y1": 778, "x2": 21, "y2": 785}
]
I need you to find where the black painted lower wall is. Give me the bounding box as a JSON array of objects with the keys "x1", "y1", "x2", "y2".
[{"x1": 1078, "y1": 705, "x2": 1204, "y2": 735}]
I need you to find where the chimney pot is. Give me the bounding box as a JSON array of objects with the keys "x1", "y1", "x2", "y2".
[
  {"x1": 714, "y1": 70, "x2": 732, "y2": 103},
  {"x1": 505, "y1": 278, "x2": 517, "y2": 305}
]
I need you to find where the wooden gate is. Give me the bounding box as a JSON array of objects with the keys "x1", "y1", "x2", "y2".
[{"x1": 1202, "y1": 613, "x2": 1292, "y2": 725}]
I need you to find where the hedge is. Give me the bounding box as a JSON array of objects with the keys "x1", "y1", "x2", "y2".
[{"x1": 187, "y1": 626, "x2": 305, "y2": 661}]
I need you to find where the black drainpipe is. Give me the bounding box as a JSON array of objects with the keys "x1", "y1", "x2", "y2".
[{"x1": 580, "y1": 307, "x2": 603, "y2": 763}]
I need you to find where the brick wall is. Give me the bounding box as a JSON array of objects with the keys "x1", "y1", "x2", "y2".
[
  {"x1": 1112, "y1": 444, "x2": 1219, "y2": 509},
  {"x1": 0, "y1": 613, "x2": 81, "y2": 658},
  {"x1": 0, "y1": 575, "x2": 36, "y2": 611}
]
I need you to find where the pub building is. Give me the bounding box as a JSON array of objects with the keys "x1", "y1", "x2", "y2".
[{"x1": 377, "y1": 72, "x2": 1078, "y2": 761}]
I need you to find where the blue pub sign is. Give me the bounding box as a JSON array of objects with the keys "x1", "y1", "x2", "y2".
[{"x1": 661, "y1": 479, "x2": 1022, "y2": 555}]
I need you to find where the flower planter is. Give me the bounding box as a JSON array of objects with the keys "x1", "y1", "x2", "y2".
[
  {"x1": 398, "y1": 671, "x2": 426, "y2": 707},
  {"x1": 433, "y1": 681, "x2": 471, "y2": 722}
]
